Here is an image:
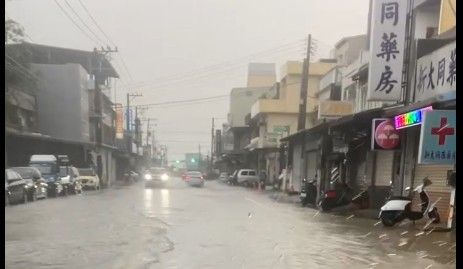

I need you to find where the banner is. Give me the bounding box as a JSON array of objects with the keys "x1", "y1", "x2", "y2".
[
  {"x1": 115, "y1": 103, "x2": 124, "y2": 139},
  {"x1": 371, "y1": 118, "x2": 400, "y2": 150},
  {"x1": 415, "y1": 41, "x2": 456, "y2": 102},
  {"x1": 418, "y1": 110, "x2": 456, "y2": 164},
  {"x1": 367, "y1": 0, "x2": 407, "y2": 101}
]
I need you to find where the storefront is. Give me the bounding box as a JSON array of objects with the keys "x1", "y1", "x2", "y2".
[
  {"x1": 386, "y1": 103, "x2": 455, "y2": 228},
  {"x1": 385, "y1": 38, "x2": 456, "y2": 228}
]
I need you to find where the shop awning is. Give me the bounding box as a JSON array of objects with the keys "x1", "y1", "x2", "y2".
[
  {"x1": 280, "y1": 121, "x2": 331, "y2": 142},
  {"x1": 383, "y1": 91, "x2": 456, "y2": 117}
]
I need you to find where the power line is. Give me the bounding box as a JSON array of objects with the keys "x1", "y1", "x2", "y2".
[
  {"x1": 63, "y1": 0, "x2": 107, "y2": 45},
  {"x1": 5, "y1": 54, "x2": 43, "y2": 82},
  {"x1": 53, "y1": 0, "x2": 98, "y2": 46},
  {"x1": 5, "y1": 61, "x2": 41, "y2": 82},
  {"x1": 122, "y1": 39, "x2": 305, "y2": 88},
  {"x1": 74, "y1": 0, "x2": 135, "y2": 82},
  {"x1": 76, "y1": 0, "x2": 117, "y2": 47},
  {"x1": 127, "y1": 94, "x2": 228, "y2": 108}
]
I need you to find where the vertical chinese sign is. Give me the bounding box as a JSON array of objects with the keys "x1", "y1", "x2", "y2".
[
  {"x1": 418, "y1": 110, "x2": 456, "y2": 164},
  {"x1": 368, "y1": 0, "x2": 407, "y2": 101},
  {"x1": 115, "y1": 103, "x2": 124, "y2": 139}
]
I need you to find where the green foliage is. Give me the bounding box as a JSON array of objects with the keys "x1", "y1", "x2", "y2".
[{"x1": 5, "y1": 19, "x2": 39, "y2": 94}]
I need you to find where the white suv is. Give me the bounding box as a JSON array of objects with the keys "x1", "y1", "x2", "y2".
[{"x1": 237, "y1": 169, "x2": 259, "y2": 186}]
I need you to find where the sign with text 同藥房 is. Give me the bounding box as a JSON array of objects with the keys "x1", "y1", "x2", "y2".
[
  {"x1": 367, "y1": 0, "x2": 407, "y2": 101},
  {"x1": 418, "y1": 110, "x2": 455, "y2": 165},
  {"x1": 415, "y1": 41, "x2": 456, "y2": 102},
  {"x1": 371, "y1": 118, "x2": 400, "y2": 150},
  {"x1": 115, "y1": 103, "x2": 124, "y2": 139},
  {"x1": 394, "y1": 106, "x2": 433, "y2": 129}
]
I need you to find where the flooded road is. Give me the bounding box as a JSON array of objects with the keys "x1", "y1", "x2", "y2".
[{"x1": 5, "y1": 178, "x2": 455, "y2": 269}]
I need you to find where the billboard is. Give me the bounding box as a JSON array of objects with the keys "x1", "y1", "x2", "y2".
[
  {"x1": 418, "y1": 110, "x2": 455, "y2": 165},
  {"x1": 415, "y1": 41, "x2": 456, "y2": 102},
  {"x1": 367, "y1": 0, "x2": 407, "y2": 101},
  {"x1": 115, "y1": 103, "x2": 124, "y2": 139}
]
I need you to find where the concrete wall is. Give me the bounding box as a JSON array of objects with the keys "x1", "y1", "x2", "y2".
[
  {"x1": 415, "y1": 4, "x2": 441, "y2": 39},
  {"x1": 228, "y1": 86, "x2": 275, "y2": 127},
  {"x1": 334, "y1": 35, "x2": 367, "y2": 67},
  {"x1": 247, "y1": 63, "x2": 276, "y2": 87},
  {"x1": 32, "y1": 63, "x2": 90, "y2": 143},
  {"x1": 438, "y1": 0, "x2": 456, "y2": 34}
]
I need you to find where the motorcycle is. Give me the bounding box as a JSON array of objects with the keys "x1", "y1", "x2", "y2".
[
  {"x1": 379, "y1": 177, "x2": 440, "y2": 227},
  {"x1": 317, "y1": 182, "x2": 353, "y2": 212},
  {"x1": 300, "y1": 178, "x2": 317, "y2": 206}
]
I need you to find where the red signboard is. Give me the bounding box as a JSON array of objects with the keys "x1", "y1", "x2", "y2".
[{"x1": 371, "y1": 118, "x2": 400, "y2": 150}]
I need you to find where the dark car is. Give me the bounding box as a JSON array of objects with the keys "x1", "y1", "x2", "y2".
[
  {"x1": 5, "y1": 169, "x2": 30, "y2": 205},
  {"x1": 29, "y1": 162, "x2": 63, "y2": 197},
  {"x1": 10, "y1": 167, "x2": 48, "y2": 201}
]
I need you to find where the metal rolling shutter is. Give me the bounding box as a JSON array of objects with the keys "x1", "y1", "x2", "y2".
[
  {"x1": 412, "y1": 164, "x2": 453, "y2": 220},
  {"x1": 374, "y1": 151, "x2": 394, "y2": 186},
  {"x1": 306, "y1": 151, "x2": 317, "y2": 180}
]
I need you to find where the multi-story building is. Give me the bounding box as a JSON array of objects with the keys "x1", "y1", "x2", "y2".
[
  {"x1": 248, "y1": 60, "x2": 337, "y2": 189},
  {"x1": 5, "y1": 42, "x2": 122, "y2": 187}
]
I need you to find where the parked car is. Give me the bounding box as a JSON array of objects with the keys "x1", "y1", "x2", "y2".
[
  {"x1": 144, "y1": 167, "x2": 169, "y2": 188},
  {"x1": 237, "y1": 169, "x2": 259, "y2": 186},
  {"x1": 78, "y1": 168, "x2": 100, "y2": 190},
  {"x1": 219, "y1": 172, "x2": 228, "y2": 182},
  {"x1": 10, "y1": 167, "x2": 48, "y2": 201},
  {"x1": 5, "y1": 169, "x2": 30, "y2": 205},
  {"x1": 29, "y1": 155, "x2": 65, "y2": 197},
  {"x1": 123, "y1": 170, "x2": 139, "y2": 184},
  {"x1": 184, "y1": 171, "x2": 204, "y2": 187}
]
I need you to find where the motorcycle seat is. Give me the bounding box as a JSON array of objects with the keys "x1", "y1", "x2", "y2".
[{"x1": 390, "y1": 196, "x2": 411, "y2": 201}]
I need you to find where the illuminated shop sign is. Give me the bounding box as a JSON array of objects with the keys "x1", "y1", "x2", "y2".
[{"x1": 394, "y1": 106, "x2": 433, "y2": 129}]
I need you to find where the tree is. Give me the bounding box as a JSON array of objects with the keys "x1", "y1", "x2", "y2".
[
  {"x1": 5, "y1": 19, "x2": 25, "y2": 44},
  {"x1": 5, "y1": 19, "x2": 39, "y2": 94}
]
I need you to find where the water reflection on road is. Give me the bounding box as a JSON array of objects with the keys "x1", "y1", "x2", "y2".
[{"x1": 5, "y1": 178, "x2": 456, "y2": 269}]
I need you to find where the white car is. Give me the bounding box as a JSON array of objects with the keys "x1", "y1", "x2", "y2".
[
  {"x1": 237, "y1": 169, "x2": 259, "y2": 186},
  {"x1": 184, "y1": 171, "x2": 204, "y2": 187},
  {"x1": 77, "y1": 168, "x2": 100, "y2": 190}
]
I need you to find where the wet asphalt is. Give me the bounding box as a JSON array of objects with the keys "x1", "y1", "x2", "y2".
[{"x1": 5, "y1": 177, "x2": 456, "y2": 269}]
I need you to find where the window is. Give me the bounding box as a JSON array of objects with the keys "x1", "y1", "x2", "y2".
[
  {"x1": 248, "y1": 171, "x2": 256, "y2": 176},
  {"x1": 240, "y1": 171, "x2": 248, "y2": 176},
  {"x1": 426, "y1": 27, "x2": 438, "y2": 38}
]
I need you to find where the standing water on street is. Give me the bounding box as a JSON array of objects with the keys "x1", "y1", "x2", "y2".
[{"x1": 5, "y1": 0, "x2": 456, "y2": 268}]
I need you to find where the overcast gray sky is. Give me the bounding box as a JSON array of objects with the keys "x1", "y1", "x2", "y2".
[{"x1": 6, "y1": 0, "x2": 369, "y2": 162}]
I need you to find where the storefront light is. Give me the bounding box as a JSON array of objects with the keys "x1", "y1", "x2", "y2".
[{"x1": 394, "y1": 106, "x2": 433, "y2": 129}]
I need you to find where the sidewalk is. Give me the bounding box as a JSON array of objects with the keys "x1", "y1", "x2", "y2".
[{"x1": 264, "y1": 188, "x2": 381, "y2": 220}]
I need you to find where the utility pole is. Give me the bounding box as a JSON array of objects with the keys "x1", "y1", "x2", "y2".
[
  {"x1": 126, "y1": 93, "x2": 142, "y2": 153},
  {"x1": 146, "y1": 118, "x2": 150, "y2": 146},
  {"x1": 92, "y1": 46, "x2": 117, "y2": 187},
  {"x1": 297, "y1": 34, "x2": 312, "y2": 131},
  {"x1": 210, "y1": 117, "x2": 214, "y2": 171}
]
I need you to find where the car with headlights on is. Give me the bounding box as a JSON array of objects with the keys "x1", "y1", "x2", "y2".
[
  {"x1": 10, "y1": 167, "x2": 48, "y2": 201},
  {"x1": 144, "y1": 167, "x2": 169, "y2": 188},
  {"x1": 5, "y1": 169, "x2": 30, "y2": 205}
]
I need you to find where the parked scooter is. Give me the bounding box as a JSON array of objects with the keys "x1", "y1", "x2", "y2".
[
  {"x1": 300, "y1": 178, "x2": 317, "y2": 206},
  {"x1": 317, "y1": 182, "x2": 353, "y2": 212},
  {"x1": 379, "y1": 177, "x2": 440, "y2": 227}
]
